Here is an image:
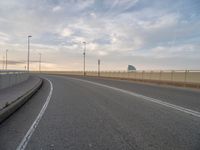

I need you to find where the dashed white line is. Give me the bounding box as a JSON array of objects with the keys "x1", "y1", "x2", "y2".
[
  {"x1": 68, "y1": 77, "x2": 200, "y2": 118},
  {"x1": 16, "y1": 78, "x2": 53, "y2": 150}
]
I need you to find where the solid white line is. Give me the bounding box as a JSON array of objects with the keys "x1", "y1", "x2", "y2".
[
  {"x1": 16, "y1": 78, "x2": 53, "y2": 150},
  {"x1": 68, "y1": 77, "x2": 200, "y2": 118}
]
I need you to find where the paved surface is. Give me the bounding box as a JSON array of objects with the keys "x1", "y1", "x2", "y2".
[
  {"x1": 0, "y1": 75, "x2": 200, "y2": 150},
  {"x1": 0, "y1": 76, "x2": 41, "y2": 110}
]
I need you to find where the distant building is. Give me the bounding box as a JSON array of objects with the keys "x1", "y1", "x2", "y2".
[{"x1": 127, "y1": 65, "x2": 136, "y2": 72}]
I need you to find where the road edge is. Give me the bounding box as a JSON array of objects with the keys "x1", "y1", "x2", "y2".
[
  {"x1": 0, "y1": 77, "x2": 43, "y2": 124},
  {"x1": 16, "y1": 78, "x2": 53, "y2": 150}
]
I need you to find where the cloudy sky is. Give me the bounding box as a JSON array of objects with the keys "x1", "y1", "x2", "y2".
[{"x1": 0, "y1": 0, "x2": 200, "y2": 71}]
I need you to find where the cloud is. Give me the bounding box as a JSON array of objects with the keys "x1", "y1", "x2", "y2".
[
  {"x1": 0, "y1": 0, "x2": 199, "y2": 70},
  {"x1": 98, "y1": 51, "x2": 108, "y2": 56},
  {"x1": 141, "y1": 13, "x2": 179, "y2": 30},
  {"x1": 90, "y1": 12, "x2": 97, "y2": 18},
  {"x1": 52, "y1": 6, "x2": 62, "y2": 12},
  {"x1": 0, "y1": 32, "x2": 10, "y2": 44},
  {"x1": 60, "y1": 28, "x2": 73, "y2": 37},
  {"x1": 0, "y1": 60, "x2": 25, "y2": 65},
  {"x1": 150, "y1": 44, "x2": 200, "y2": 58}
]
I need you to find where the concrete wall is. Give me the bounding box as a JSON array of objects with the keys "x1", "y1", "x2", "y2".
[{"x1": 0, "y1": 72, "x2": 29, "y2": 89}]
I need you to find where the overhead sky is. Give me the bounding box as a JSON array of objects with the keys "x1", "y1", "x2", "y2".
[{"x1": 0, "y1": 0, "x2": 200, "y2": 71}]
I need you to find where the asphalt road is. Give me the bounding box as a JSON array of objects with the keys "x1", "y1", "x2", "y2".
[{"x1": 0, "y1": 74, "x2": 200, "y2": 150}]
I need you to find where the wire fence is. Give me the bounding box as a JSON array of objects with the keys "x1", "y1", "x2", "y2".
[{"x1": 43, "y1": 70, "x2": 200, "y2": 84}]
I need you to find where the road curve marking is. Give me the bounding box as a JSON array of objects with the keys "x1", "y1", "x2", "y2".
[
  {"x1": 16, "y1": 78, "x2": 53, "y2": 150},
  {"x1": 69, "y1": 77, "x2": 200, "y2": 118}
]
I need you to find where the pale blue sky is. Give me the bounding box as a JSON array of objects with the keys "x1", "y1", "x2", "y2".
[{"x1": 0, "y1": 0, "x2": 200, "y2": 70}]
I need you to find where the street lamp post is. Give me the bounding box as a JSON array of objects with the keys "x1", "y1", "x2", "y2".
[
  {"x1": 83, "y1": 41, "x2": 86, "y2": 76},
  {"x1": 27, "y1": 35, "x2": 32, "y2": 72},
  {"x1": 39, "y1": 53, "x2": 41, "y2": 73},
  {"x1": 5, "y1": 49, "x2": 8, "y2": 70}
]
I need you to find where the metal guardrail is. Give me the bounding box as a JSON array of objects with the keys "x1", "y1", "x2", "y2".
[{"x1": 42, "y1": 70, "x2": 200, "y2": 85}]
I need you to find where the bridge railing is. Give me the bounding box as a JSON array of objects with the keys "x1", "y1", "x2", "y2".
[
  {"x1": 0, "y1": 70, "x2": 29, "y2": 89},
  {"x1": 43, "y1": 70, "x2": 200, "y2": 86}
]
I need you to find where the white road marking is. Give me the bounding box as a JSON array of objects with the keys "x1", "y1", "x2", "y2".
[
  {"x1": 69, "y1": 77, "x2": 200, "y2": 118},
  {"x1": 16, "y1": 78, "x2": 53, "y2": 150}
]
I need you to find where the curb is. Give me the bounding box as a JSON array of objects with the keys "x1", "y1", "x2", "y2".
[{"x1": 0, "y1": 77, "x2": 43, "y2": 124}]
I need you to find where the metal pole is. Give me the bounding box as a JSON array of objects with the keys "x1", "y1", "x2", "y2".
[
  {"x1": 83, "y1": 42, "x2": 86, "y2": 76},
  {"x1": 27, "y1": 35, "x2": 32, "y2": 72},
  {"x1": 5, "y1": 49, "x2": 8, "y2": 70}
]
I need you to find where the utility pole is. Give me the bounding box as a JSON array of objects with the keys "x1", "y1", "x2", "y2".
[
  {"x1": 5, "y1": 49, "x2": 8, "y2": 70},
  {"x1": 83, "y1": 41, "x2": 86, "y2": 76},
  {"x1": 39, "y1": 53, "x2": 41, "y2": 73},
  {"x1": 27, "y1": 35, "x2": 32, "y2": 72},
  {"x1": 98, "y1": 59, "x2": 100, "y2": 77}
]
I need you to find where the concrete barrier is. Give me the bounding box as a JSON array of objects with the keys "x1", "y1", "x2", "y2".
[
  {"x1": 0, "y1": 77, "x2": 42, "y2": 123},
  {"x1": 0, "y1": 71, "x2": 29, "y2": 89}
]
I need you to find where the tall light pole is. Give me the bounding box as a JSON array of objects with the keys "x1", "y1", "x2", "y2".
[
  {"x1": 83, "y1": 41, "x2": 86, "y2": 76},
  {"x1": 39, "y1": 53, "x2": 41, "y2": 73},
  {"x1": 5, "y1": 49, "x2": 8, "y2": 70},
  {"x1": 27, "y1": 35, "x2": 32, "y2": 72}
]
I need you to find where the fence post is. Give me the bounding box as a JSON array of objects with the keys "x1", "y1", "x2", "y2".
[{"x1": 184, "y1": 70, "x2": 188, "y2": 85}]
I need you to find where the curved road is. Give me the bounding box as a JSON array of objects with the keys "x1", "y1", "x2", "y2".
[{"x1": 0, "y1": 75, "x2": 200, "y2": 150}]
